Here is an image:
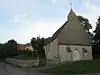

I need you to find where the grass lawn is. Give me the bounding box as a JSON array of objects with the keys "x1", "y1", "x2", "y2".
[{"x1": 42, "y1": 60, "x2": 100, "y2": 75}]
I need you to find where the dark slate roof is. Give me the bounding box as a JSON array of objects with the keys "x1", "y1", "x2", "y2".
[{"x1": 44, "y1": 37, "x2": 52, "y2": 45}]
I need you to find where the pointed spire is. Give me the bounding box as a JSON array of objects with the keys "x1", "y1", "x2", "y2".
[{"x1": 68, "y1": 9, "x2": 76, "y2": 20}]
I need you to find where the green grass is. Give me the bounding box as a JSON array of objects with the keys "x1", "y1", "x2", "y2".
[{"x1": 42, "y1": 60, "x2": 100, "y2": 74}]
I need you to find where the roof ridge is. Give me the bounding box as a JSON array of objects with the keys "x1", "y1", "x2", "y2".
[{"x1": 44, "y1": 21, "x2": 68, "y2": 45}]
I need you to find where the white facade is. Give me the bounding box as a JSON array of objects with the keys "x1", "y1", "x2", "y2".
[
  {"x1": 44, "y1": 38, "x2": 58, "y2": 60},
  {"x1": 72, "y1": 50, "x2": 80, "y2": 61},
  {"x1": 58, "y1": 45, "x2": 92, "y2": 62},
  {"x1": 45, "y1": 44, "x2": 92, "y2": 63}
]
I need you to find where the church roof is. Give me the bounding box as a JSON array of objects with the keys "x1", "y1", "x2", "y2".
[
  {"x1": 44, "y1": 21, "x2": 67, "y2": 45},
  {"x1": 44, "y1": 9, "x2": 92, "y2": 46}
]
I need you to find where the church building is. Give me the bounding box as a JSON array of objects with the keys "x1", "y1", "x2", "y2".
[{"x1": 44, "y1": 9, "x2": 92, "y2": 63}]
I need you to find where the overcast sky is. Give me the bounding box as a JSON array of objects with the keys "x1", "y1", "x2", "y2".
[{"x1": 0, "y1": 0, "x2": 100, "y2": 44}]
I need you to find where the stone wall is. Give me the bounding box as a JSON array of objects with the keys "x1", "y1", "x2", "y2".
[
  {"x1": 59, "y1": 45, "x2": 92, "y2": 62},
  {"x1": 6, "y1": 58, "x2": 39, "y2": 68},
  {"x1": 46, "y1": 58, "x2": 60, "y2": 66},
  {"x1": 44, "y1": 38, "x2": 58, "y2": 60}
]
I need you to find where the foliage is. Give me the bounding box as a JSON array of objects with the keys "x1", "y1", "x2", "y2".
[
  {"x1": 92, "y1": 16, "x2": 100, "y2": 58},
  {"x1": 92, "y1": 43, "x2": 100, "y2": 59},
  {"x1": 0, "y1": 39, "x2": 18, "y2": 58},
  {"x1": 19, "y1": 50, "x2": 37, "y2": 57},
  {"x1": 8, "y1": 39, "x2": 17, "y2": 45},
  {"x1": 77, "y1": 16, "x2": 94, "y2": 39},
  {"x1": 31, "y1": 37, "x2": 46, "y2": 66},
  {"x1": 31, "y1": 37, "x2": 46, "y2": 58},
  {"x1": 93, "y1": 16, "x2": 100, "y2": 44},
  {"x1": 77, "y1": 16, "x2": 92, "y2": 32},
  {"x1": 42, "y1": 60, "x2": 100, "y2": 74}
]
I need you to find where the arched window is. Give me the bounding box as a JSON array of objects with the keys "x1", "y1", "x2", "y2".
[
  {"x1": 72, "y1": 49, "x2": 80, "y2": 61},
  {"x1": 82, "y1": 48, "x2": 87, "y2": 53},
  {"x1": 66, "y1": 47, "x2": 72, "y2": 52},
  {"x1": 82, "y1": 48, "x2": 88, "y2": 59}
]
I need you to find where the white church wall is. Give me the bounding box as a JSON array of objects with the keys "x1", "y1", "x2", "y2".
[
  {"x1": 44, "y1": 45, "x2": 50, "y2": 59},
  {"x1": 83, "y1": 46, "x2": 92, "y2": 60},
  {"x1": 59, "y1": 45, "x2": 72, "y2": 62},
  {"x1": 70, "y1": 45, "x2": 92, "y2": 60},
  {"x1": 58, "y1": 45, "x2": 92, "y2": 62},
  {"x1": 44, "y1": 38, "x2": 58, "y2": 60},
  {"x1": 70, "y1": 45, "x2": 83, "y2": 60}
]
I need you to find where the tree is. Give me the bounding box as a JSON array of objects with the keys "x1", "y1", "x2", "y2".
[
  {"x1": 0, "y1": 39, "x2": 18, "y2": 58},
  {"x1": 92, "y1": 16, "x2": 100, "y2": 59},
  {"x1": 77, "y1": 16, "x2": 92, "y2": 32},
  {"x1": 8, "y1": 39, "x2": 17, "y2": 45},
  {"x1": 77, "y1": 16, "x2": 93, "y2": 39},
  {"x1": 31, "y1": 37, "x2": 46, "y2": 66},
  {"x1": 7, "y1": 39, "x2": 18, "y2": 52},
  {"x1": 31, "y1": 37, "x2": 37, "y2": 51},
  {"x1": 31, "y1": 37, "x2": 46, "y2": 58},
  {"x1": 93, "y1": 16, "x2": 100, "y2": 44}
]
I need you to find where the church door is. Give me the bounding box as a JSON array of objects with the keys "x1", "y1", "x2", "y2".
[{"x1": 72, "y1": 50, "x2": 80, "y2": 61}]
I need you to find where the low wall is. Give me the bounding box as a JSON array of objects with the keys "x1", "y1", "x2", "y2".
[
  {"x1": 46, "y1": 59, "x2": 60, "y2": 66},
  {"x1": 6, "y1": 58, "x2": 39, "y2": 68}
]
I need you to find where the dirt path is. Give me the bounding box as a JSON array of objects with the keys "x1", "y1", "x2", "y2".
[{"x1": 0, "y1": 62, "x2": 50, "y2": 75}]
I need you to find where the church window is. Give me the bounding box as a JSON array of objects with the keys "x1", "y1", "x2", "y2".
[
  {"x1": 66, "y1": 47, "x2": 72, "y2": 52},
  {"x1": 82, "y1": 48, "x2": 87, "y2": 53},
  {"x1": 82, "y1": 48, "x2": 88, "y2": 59}
]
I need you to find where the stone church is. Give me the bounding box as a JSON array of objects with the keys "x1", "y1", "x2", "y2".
[{"x1": 44, "y1": 9, "x2": 92, "y2": 63}]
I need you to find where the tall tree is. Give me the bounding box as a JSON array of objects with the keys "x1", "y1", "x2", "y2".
[
  {"x1": 93, "y1": 16, "x2": 100, "y2": 44},
  {"x1": 31, "y1": 37, "x2": 46, "y2": 66},
  {"x1": 92, "y1": 16, "x2": 100, "y2": 59},
  {"x1": 77, "y1": 16, "x2": 93, "y2": 39},
  {"x1": 77, "y1": 16, "x2": 92, "y2": 32}
]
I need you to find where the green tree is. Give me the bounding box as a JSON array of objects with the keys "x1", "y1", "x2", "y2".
[
  {"x1": 77, "y1": 16, "x2": 93, "y2": 39},
  {"x1": 31, "y1": 37, "x2": 37, "y2": 51},
  {"x1": 0, "y1": 39, "x2": 18, "y2": 58},
  {"x1": 8, "y1": 39, "x2": 17, "y2": 45},
  {"x1": 92, "y1": 16, "x2": 100, "y2": 59},
  {"x1": 77, "y1": 16, "x2": 92, "y2": 32},
  {"x1": 31, "y1": 37, "x2": 46, "y2": 66},
  {"x1": 93, "y1": 16, "x2": 100, "y2": 43}
]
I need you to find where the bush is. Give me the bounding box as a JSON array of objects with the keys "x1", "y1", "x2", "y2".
[{"x1": 0, "y1": 43, "x2": 18, "y2": 58}]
